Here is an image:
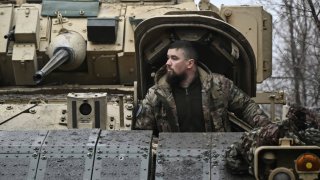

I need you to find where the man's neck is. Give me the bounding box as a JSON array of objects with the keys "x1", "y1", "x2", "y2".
[{"x1": 180, "y1": 68, "x2": 197, "y2": 88}]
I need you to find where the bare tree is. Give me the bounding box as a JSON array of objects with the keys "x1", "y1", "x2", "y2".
[
  {"x1": 256, "y1": 0, "x2": 320, "y2": 107},
  {"x1": 306, "y1": 0, "x2": 320, "y2": 33}
]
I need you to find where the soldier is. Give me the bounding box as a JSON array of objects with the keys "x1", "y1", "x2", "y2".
[
  {"x1": 226, "y1": 106, "x2": 320, "y2": 175},
  {"x1": 134, "y1": 40, "x2": 274, "y2": 133}
]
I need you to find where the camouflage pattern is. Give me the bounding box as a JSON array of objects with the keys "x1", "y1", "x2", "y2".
[
  {"x1": 226, "y1": 106, "x2": 320, "y2": 175},
  {"x1": 287, "y1": 106, "x2": 320, "y2": 146},
  {"x1": 135, "y1": 66, "x2": 271, "y2": 132},
  {"x1": 225, "y1": 142, "x2": 249, "y2": 174}
]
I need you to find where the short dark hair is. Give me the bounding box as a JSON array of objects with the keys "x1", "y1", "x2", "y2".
[{"x1": 168, "y1": 40, "x2": 198, "y2": 61}]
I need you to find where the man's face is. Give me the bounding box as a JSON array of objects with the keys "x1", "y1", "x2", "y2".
[{"x1": 165, "y1": 48, "x2": 190, "y2": 85}]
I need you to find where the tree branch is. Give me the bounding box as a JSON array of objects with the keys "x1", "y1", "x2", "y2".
[{"x1": 306, "y1": 0, "x2": 320, "y2": 32}]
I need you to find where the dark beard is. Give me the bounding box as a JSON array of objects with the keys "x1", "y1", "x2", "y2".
[{"x1": 166, "y1": 71, "x2": 187, "y2": 87}]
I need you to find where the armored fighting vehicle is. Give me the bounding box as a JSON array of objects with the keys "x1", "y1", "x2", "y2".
[{"x1": 0, "y1": 0, "x2": 319, "y2": 179}]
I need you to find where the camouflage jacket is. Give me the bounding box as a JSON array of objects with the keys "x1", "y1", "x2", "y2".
[{"x1": 135, "y1": 66, "x2": 270, "y2": 132}]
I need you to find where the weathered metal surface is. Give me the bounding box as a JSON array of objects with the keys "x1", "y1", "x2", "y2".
[
  {"x1": 96, "y1": 130, "x2": 152, "y2": 153},
  {"x1": 93, "y1": 154, "x2": 147, "y2": 180},
  {"x1": 0, "y1": 86, "x2": 133, "y2": 95},
  {"x1": 0, "y1": 4, "x2": 13, "y2": 53},
  {"x1": 41, "y1": 129, "x2": 99, "y2": 154},
  {"x1": 0, "y1": 104, "x2": 67, "y2": 131},
  {"x1": 156, "y1": 133, "x2": 211, "y2": 180},
  {"x1": 36, "y1": 154, "x2": 92, "y2": 180},
  {"x1": 107, "y1": 96, "x2": 134, "y2": 131},
  {"x1": 211, "y1": 133, "x2": 254, "y2": 180},
  {"x1": 0, "y1": 130, "x2": 47, "y2": 154},
  {"x1": 0, "y1": 154, "x2": 38, "y2": 180},
  {"x1": 36, "y1": 129, "x2": 99, "y2": 180},
  {"x1": 67, "y1": 93, "x2": 108, "y2": 129},
  {"x1": 0, "y1": 130, "x2": 47, "y2": 180},
  {"x1": 0, "y1": 104, "x2": 36, "y2": 125},
  {"x1": 156, "y1": 132, "x2": 254, "y2": 180},
  {"x1": 157, "y1": 133, "x2": 211, "y2": 149},
  {"x1": 0, "y1": 129, "x2": 290, "y2": 179},
  {"x1": 0, "y1": 100, "x2": 134, "y2": 131},
  {"x1": 41, "y1": 0, "x2": 99, "y2": 17},
  {"x1": 92, "y1": 130, "x2": 152, "y2": 180}
]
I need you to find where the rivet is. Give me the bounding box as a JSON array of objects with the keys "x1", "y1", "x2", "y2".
[
  {"x1": 60, "y1": 117, "x2": 66, "y2": 122},
  {"x1": 224, "y1": 9, "x2": 232, "y2": 17},
  {"x1": 126, "y1": 104, "x2": 133, "y2": 110},
  {"x1": 126, "y1": 115, "x2": 132, "y2": 120},
  {"x1": 61, "y1": 109, "x2": 67, "y2": 114},
  {"x1": 142, "y1": 154, "x2": 147, "y2": 158}
]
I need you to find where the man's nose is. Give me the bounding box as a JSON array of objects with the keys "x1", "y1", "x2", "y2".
[{"x1": 166, "y1": 59, "x2": 171, "y2": 65}]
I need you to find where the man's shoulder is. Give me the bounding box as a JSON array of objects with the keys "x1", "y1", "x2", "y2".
[
  {"x1": 144, "y1": 85, "x2": 159, "y2": 103},
  {"x1": 146, "y1": 85, "x2": 158, "y2": 94},
  {"x1": 198, "y1": 67, "x2": 229, "y2": 84},
  {"x1": 146, "y1": 84, "x2": 169, "y2": 98},
  {"x1": 210, "y1": 73, "x2": 232, "y2": 85},
  {"x1": 211, "y1": 72, "x2": 227, "y2": 79}
]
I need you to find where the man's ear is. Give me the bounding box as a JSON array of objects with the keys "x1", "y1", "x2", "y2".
[{"x1": 187, "y1": 59, "x2": 195, "y2": 68}]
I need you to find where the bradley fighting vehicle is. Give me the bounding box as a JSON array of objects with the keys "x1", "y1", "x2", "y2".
[{"x1": 0, "y1": 0, "x2": 319, "y2": 179}]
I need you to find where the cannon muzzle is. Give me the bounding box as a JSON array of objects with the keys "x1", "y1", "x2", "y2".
[
  {"x1": 33, "y1": 49, "x2": 70, "y2": 84},
  {"x1": 33, "y1": 30, "x2": 86, "y2": 84},
  {"x1": 4, "y1": 26, "x2": 15, "y2": 41}
]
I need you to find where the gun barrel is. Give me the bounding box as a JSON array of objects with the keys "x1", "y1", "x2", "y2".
[
  {"x1": 4, "y1": 29, "x2": 15, "y2": 41},
  {"x1": 33, "y1": 49, "x2": 70, "y2": 84}
]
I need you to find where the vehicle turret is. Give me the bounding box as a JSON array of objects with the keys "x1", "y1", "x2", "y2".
[{"x1": 34, "y1": 30, "x2": 86, "y2": 84}]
